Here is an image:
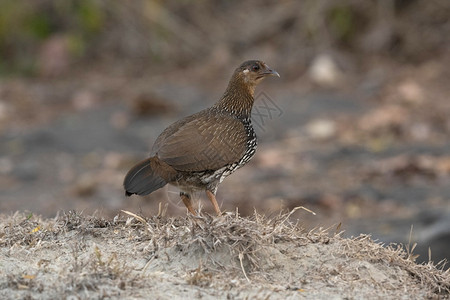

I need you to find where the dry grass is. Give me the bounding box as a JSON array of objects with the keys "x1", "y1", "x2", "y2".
[{"x1": 0, "y1": 210, "x2": 449, "y2": 299}]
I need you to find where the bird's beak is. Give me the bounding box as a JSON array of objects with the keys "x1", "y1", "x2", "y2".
[{"x1": 263, "y1": 65, "x2": 280, "y2": 77}]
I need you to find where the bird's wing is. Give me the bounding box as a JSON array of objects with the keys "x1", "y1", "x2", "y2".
[{"x1": 152, "y1": 111, "x2": 248, "y2": 172}]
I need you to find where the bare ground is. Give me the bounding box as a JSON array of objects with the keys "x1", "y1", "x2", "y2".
[{"x1": 1, "y1": 210, "x2": 448, "y2": 299}]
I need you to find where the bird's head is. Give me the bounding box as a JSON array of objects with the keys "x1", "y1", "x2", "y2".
[
  {"x1": 216, "y1": 60, "x2": 279, "y2": 116},
  {"x1": 236, "y1": 60, "x2": 280, "y2": 86}
]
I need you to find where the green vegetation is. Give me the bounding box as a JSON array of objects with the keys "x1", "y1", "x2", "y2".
[{"x1": 0, "y1": 0, "x2": 104, "y2": 75}]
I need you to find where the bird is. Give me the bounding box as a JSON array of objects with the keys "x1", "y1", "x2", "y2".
[{"x1": 124, "y1": 60, "x2": 279, "y2": 216}]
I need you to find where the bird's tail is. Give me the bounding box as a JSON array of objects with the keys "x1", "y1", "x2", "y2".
[{"x1": 123, "y1": 156, "x2": 176, "y2": 196}]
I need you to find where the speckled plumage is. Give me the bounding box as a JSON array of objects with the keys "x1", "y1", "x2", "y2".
[{"x1": 124, "y1": 60, "x2": 279, "y2": 215}]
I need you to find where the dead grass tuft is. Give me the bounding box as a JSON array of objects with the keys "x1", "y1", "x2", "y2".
[
  {"x1": 64, "y1": 243, "x2": 137, "y2": 294},
  {"x1": 0, "y1": 211, "x2": 59, "y2": 248},
  {"x1": 134, "y1": 209, "x2": 327, "y2": 274},
  {"x1": 339, "y1": 235, "x2": 449, "y2": 295},
  {"x1": 0, "y1": 210, "x2": 448, "y2": 298}
]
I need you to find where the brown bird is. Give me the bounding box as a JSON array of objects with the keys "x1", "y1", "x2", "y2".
[{"x1": 124, "y1": 60, "x2": 279, "y2": 215}]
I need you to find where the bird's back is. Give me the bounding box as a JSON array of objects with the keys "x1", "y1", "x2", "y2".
[{"x1": 152, "y1": 108, "x2": 251, "y2": 172}]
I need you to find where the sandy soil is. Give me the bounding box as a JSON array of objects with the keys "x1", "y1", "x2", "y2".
[{"x1": 1, "y1": 211, "x2": 448, "y2": 299}]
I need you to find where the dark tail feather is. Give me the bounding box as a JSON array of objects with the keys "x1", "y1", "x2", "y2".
[{"x1": 123, "y1": 157, "x2": 170, "y2": 196}]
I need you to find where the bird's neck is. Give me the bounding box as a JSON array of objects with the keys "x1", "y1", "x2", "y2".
[{"x1": 214, "y1": 75, "x2": 256, "y2": 118}]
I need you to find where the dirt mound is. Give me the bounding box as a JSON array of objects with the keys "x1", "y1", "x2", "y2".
[{"x1": 1, "y1": 210, "x2": 448, "y2": 299}]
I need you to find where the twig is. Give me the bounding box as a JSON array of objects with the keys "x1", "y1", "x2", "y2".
[
  {"x1": 121, "y1": 210, "x2": 147, "y2": 225},
  {"x1": 239, "y1": 252, "x2": 251, "y2": 283}
]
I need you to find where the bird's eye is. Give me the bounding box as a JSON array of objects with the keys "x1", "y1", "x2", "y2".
[{"x1": 252, "y1": 65, "x2": 260, "y2": 71}]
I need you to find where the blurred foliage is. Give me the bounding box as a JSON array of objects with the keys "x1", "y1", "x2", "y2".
[
  {"x1": 327, "y1": 5, "x2": 359, "y2": 45},
  {"x1": 0, "y1": 0, "x2": 104, "y2": 75},
  {"x1": 0, "y1": 0, "x2": 448, "y2": 77}
]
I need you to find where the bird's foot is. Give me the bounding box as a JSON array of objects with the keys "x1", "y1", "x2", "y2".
[
  {"x1": 180, "y1": 192, "x2": 197, "y2": 216},
  {"x1": 206, "y1": 190, "x2": 222, "y2": 216}
]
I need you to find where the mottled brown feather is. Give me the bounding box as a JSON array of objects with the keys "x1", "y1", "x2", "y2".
[
  {"x1": 152, "y1": 109, "x2": 247, "y2": 172},
  {"x1": 123, "y1": 156, "x2": 178, "y2": 196}
]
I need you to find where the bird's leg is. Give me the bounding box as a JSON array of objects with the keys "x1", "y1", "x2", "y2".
[
  {"x1": 180, "y1": 192, "x2": 197, "y2": 215},
  {"x1": 206, "y1": 190, "x2": 221, "y2": 216}
]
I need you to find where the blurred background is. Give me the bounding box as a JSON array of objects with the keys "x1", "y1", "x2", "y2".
[{"x1": 0, "y1": 0, "x2": 449, "y2": 266}]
